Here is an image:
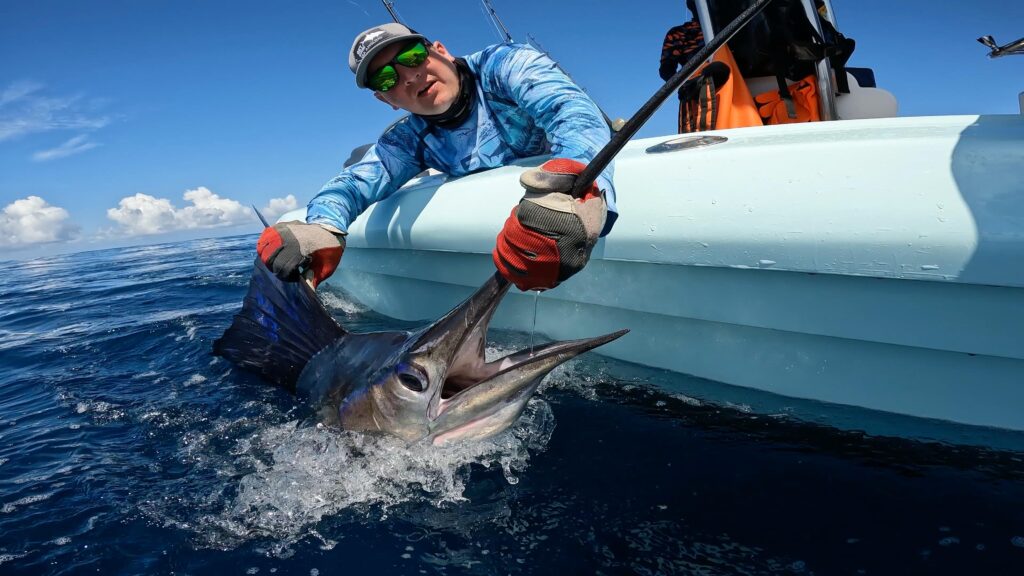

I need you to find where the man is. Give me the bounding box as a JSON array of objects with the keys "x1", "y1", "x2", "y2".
[
  {"x1": 659, "y1": 0, "x2": 706, "y2": 133},
  {"x1": 257, "y1": 23, "x2": 616, "y2": 292}
]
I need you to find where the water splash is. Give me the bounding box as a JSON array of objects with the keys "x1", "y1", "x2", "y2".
[{"x1": 147, "y1": 398, "x2": 556, "y2": 555}]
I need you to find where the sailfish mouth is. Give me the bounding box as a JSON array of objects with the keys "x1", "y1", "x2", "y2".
[
  {"x1": 441, "y1": 328, "x2": 629, "y2": 401},
  {"x1": 410, "y1": 273, "x2": 628, "y2": 428}
]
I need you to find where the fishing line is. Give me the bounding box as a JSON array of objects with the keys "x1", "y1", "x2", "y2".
[{"x1": 529, "y1": 289, "x2": 540, "y2": 356}]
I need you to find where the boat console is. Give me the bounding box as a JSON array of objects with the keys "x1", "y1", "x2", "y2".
[{"x1": 695, "y1": 0, "x2": 898, "y2": 121}]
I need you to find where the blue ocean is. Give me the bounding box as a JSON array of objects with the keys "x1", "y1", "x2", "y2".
[{"x1": 2, "y1": 235, "x2": 1024, "y2": 575}]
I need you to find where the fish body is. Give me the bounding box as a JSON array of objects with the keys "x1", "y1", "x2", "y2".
[{"x1": 215, "y1": 260, "x2": 626, "y2": 445}]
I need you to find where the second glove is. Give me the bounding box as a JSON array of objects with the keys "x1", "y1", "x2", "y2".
[{"x1": 257, "y1": 221, "x2": 346, "y2": 288}]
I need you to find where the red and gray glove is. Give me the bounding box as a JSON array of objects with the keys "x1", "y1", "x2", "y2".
[
  {"x1": 493, "y1": 159, "x2": 607, "y2": 291},
  {"x1": 256, "y1": 221, "x2": 346, "y2": 288}
]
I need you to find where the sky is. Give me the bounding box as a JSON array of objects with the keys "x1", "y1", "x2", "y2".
[{"x1": 1, "y1": 0, "x2": 1022, "y2": 259}]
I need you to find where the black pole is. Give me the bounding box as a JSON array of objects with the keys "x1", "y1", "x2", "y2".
[
  {"x1": 571, "y1": 0, "x2": 777, "y2": 196},
  {"x1": 481, "y1": 0, "x2": 514, "y2": 43},
  {"x1": 381, "y1": 0, "x2": 402, "y2": 24}
]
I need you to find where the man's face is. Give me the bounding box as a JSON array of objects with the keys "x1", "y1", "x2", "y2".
[{"x1": 370, "y1": 40, "x2": 460, "y2": 116}]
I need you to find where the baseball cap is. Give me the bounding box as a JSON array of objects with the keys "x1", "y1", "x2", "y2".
[{"x1": 349, "y1": 23, "x2": 428, "y2": 88}]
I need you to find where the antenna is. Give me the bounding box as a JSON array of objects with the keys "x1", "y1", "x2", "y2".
[
  {"x1": 380, "y1": 0, "x2": 404, "y2": 24},
  {"x1": 480, "y1": 0, "x2": 513, "y2": 43},
  {"x1": 978, "y1": 34, "x2": 1024, "y2": 58}
]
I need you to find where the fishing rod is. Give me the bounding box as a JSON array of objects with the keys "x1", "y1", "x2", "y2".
[
  {"x1": 480, "y1": 0, "x2": 514, "y2": 43},
  {"x1": 473, "y1": 0, "x2": 617, "y2": 129},
  {"x1": 380, "y1": 0, "x2": 404, "y2": 25},
  {"x1": 572, "y1": 0, "x2": 777, "y2": 196}
]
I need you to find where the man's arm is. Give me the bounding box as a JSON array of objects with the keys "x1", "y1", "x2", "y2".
[
  {"x1": 258, "y1": 119, "x2": 426, "y2": 286},
  {"x1": 480, "y1": 44, "x2": 617, "y2": 233},
  {"x1": 306, "y1": 120, "x2": 428, "y2": 233},
  {"x1": 481, "y1": 45, "x2": 616, "y2": 291}
]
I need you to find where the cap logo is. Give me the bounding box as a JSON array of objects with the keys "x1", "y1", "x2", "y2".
[{"x1": 355, "y1": 30, "x2": 387, "y2": 59}]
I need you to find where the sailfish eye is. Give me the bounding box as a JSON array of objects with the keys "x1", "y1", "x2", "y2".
[{"x1": 396, "y1": 363, "x2": 427, "y2": 392}]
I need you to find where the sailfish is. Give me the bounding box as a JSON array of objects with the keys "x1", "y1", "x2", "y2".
[{"x1": 214, "y1": 260, "x2": 626, "y2": 445}]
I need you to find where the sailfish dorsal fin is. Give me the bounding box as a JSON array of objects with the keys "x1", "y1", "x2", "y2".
[{"x1": 213, "y1": 258, "x2": 346, "y2": 389}]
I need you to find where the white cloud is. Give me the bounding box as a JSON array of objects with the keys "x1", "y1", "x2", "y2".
[
  {"x1": 0, "y1": 196, "x2": 80, "y2": 247},
  {"x1": 0, "y1": 80, "x2": 43, "y2": 107},
  {"x1": 106, "y1": 187, "x2": 249, "y2": 236},
  {"x1": 104, "y1": 187, "x2": 294, "y2": 236},
  {"x1": 0, "y1": 80, "x2": 111, "y2": 143},
  {"x1": 262, "y1": 194, "x2": 298, "y2": 221},
  {"x1": 178, "y1": 186, "x2": 252, "y2": 228},
  {"x1": 32, "y1": 134, "x2": 99, "y2": 162},
  {"x1": 105, "y1": 193, "x2": 180, "y2": 235}
]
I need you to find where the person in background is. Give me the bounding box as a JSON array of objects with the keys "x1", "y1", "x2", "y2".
[
  {"x1": 257, "y1": 23, "x2": 616, "y2": 292},
  {"x1": 659, "y1": 0, "x2": 706, "y2": 133}
]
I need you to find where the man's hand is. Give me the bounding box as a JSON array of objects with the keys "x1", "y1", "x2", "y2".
[
  {"x1": 493, "y1": 159, "x2": 607, "y2": 291},
  {"x1": 257, "y1": 221, "x2": 346, "y2": 288}
]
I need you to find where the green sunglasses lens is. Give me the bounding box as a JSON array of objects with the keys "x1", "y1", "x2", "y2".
[
  {"x1": 367, "y1": 42, "x2": 428, "y2": 92},
  {"x1": 369, "y1": 65, "x2": 398, "y2": 92},
  {"x1": 395, "y1": 42, "x2": 428, "y2": 67}
]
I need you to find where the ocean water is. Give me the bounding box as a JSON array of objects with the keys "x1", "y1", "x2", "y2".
[{"x1": 2, "y1": 234, "x2": 1024, "y2": 575}]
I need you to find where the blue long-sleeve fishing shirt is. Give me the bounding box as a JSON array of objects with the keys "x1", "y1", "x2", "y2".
[{"x1": 305, "y1": 43, "x2": 617, "y2": 235}]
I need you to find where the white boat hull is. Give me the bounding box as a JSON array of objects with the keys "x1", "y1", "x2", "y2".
[{"x1": 284, "y1": 115, "x2": 1024, "y2": 432}]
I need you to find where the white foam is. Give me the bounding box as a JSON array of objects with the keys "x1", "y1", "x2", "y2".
[
  {"x1": 72, "y1": 400, "x2": 125, "y2": 422},
  {"x1": 0, "y1": 552, "x2": 30, "y2": 565},
  {"x1": 1, "y1": 491, "x2": 55, "y2": 514},
  {"x1": 158, "y1": 399, "x2": 555, "y2": 555},
  {"x1": 177, "y1": 318, "x2": 199, "y2": 342},
  {"x1": 319, "y1": 291, "x2": 367, "y2": 315}
]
